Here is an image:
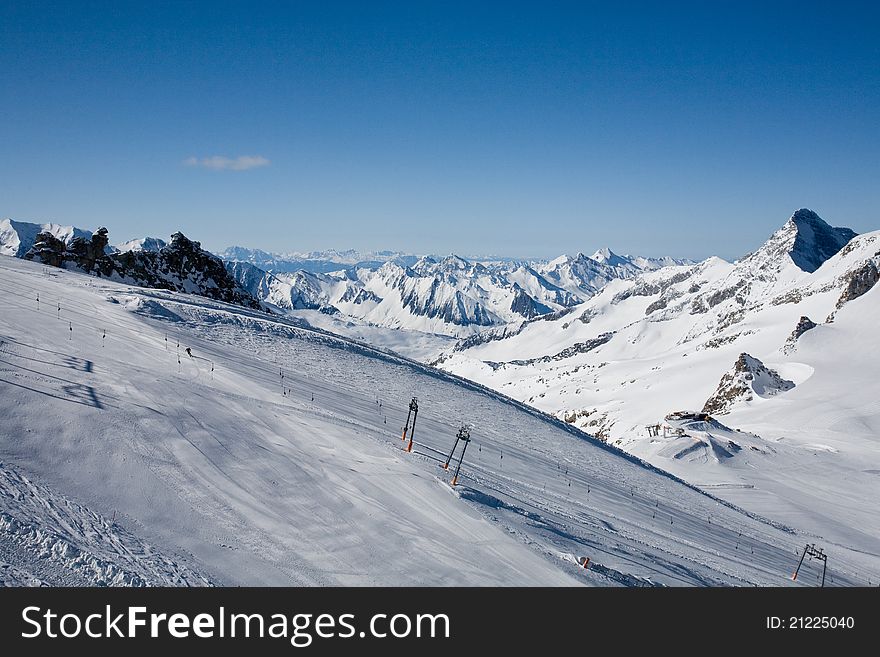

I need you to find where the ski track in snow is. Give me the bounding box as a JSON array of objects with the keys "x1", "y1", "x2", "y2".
[
  {"x1": 0, "y1": 255, "x2": 875, "y2": 586},
  {"x1": 0, "y1": 460, "x2": 212, "y2": 587}
]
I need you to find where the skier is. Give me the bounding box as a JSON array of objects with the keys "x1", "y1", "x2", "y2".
[{"x1": 185, "y1": 347, "x2": 193, "y2": 358}]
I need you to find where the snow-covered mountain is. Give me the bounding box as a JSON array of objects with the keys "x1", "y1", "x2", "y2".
[
  {"x1": 0, "y1": 218, "x2": 172, "y2": 258},
  {"x1": 115, "y1": 236, "x2": 167, "y2": 253},
  {"x1": 0, "y1": 218, "x2": 92, "y2": 258},
  {"x1": 224, "y1": 247, "x2": 687, "y2": 337},
  {"x1": 3, "y1": 252, "x2": 877, "y2": 586},
  {"x1": 533, "y1": 249, "x2": 686, "y2": 299},
  {"x1": 435, "y1": 209, "x2": 880, "y2": 549}
]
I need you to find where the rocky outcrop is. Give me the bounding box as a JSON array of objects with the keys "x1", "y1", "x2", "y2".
[
  {"x1": 25, "y1": 227, "x2": 114, "y2": 273},
  {"x1": 24, "y1": 231, "x2": 68, "y2": 267},
  {"x1": 702, "y1": 353, "x2": 794, "y2": 415},
  {"x1": 112, "y1": 232, "x2": 263, "y2": 309},
  {"x1": 26, "y1": 229, "x2": 263, "y2": 311},
  {"x1": 65, "y1": 227, "x2": 115, "y2": 274},
  {"x1": 836, "y1": 260, "x2": 879, "y2": 308},
  {"x1": 782, "y1": 316, "x2": 817, "y2": 354}
]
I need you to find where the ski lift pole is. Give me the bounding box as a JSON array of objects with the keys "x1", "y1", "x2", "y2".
[
  {"x1": 450, "y1": 431, "x2": 471, "y2": 487},
  {"x1": 402, "y1": 400, "x2": 414, "y2": 442},
  {"x1": 792, "y1": 544, "x2": 809, "y2": 581},
  {"x1": 443, "y1": 426, "x2": 469, "y2": 470},
  {"x1": 405, "y1": 398, "x2": 419, "y2": 453}
]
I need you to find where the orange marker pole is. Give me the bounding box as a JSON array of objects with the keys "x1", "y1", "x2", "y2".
[{"x1": 792, "y1": 545, "x2": 808, "y2": 582}]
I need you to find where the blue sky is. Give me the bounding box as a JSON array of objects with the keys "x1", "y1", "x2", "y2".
[{"x1": 1, "y1": 1, "x2": 878, "y2": 260}]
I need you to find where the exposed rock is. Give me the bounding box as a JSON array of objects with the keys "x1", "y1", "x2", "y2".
[
  {"x1": 836, "y1": 260, "x2": 879, "y2": 308},
  {"x1": 23, "y1": 231, "x2": 67, "y2": 267},
  {"x1": 338, "y1": 286, "x2": 382, "y2": 305},
  {"x1": 783, "y1": 316, "x2": 817, "y2": 353},
  {"x1": 65, "y1": 227, "x2": 115, "y2": 274},
  {"x1": 495, "y1": 332, "x2": 614, "y2": 367},
  {"x1": 509, "y1": 284, "x2": 552, "y2": 319},
  {"x1": 740, "y1": 209, "x2": 857, "y2": 274},
  {"x1": 1, "y1": 218, "x2": 92, "y2": 258},
  {"x1": 702, "y1": 353, "x2": 794, "y2": 415},
  {"x1": 27, "y1": 228, "x2": 263, "y2": 311},
  {"x1": 559, "y1": 408, "x2": 612, "y2": 442}
]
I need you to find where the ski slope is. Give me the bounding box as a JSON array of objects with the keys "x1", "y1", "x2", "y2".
[
  {"x1": 436, "y1": 214, "x2": 880, "y2": 574},
  {"x1": 1, "y1": 255, "x2": 875, "y2": 586}
]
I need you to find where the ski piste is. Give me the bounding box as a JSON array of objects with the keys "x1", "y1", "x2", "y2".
[{"x1": 0, "y1": 254, "x2": 876, "y2": 586}]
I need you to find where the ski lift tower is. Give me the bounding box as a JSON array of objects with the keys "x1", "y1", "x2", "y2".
[
  {"x1": 443, "y1": 425, "x2": 471, "y2": 470},
  {"x1": 449, "y1": 428, "x2": 472, "y2": 487},
  {"x1": 792, "y1": 543, "x2": 828, "y2": 587},
  {"x1": 402, "y1": 397, "x2": 419, "y2": 453}
]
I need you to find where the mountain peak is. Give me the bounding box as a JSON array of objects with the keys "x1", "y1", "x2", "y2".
[
  {"x1": 789, "y1": 208, "x2": 824, "y2": 226},
  {"x1": 783, "y1": 209, "x2": 857, "y2": 273},
  {"x1": 745, "y1": 209, "x2": 857, "y2": 274},
  {"x1": 590, "y1": 247, "x2": 628, "y2": 267},
  {"x1": 440, "y1": 254, "x2": 470, "y2": 268}
]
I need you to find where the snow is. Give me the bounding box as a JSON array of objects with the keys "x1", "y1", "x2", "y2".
[
  {"x1": 0, "y1": 460, "x2": 211, "y2": 586},
  {"x1": 226, "y1": 247, "x2": 689, "y2": 337},
  {"x1": 2, "y1": 253, "x2": 869, "y2": 586},
  {"x1": 0, "y1": 218, "x2": 91, "y2": 258},
  {"x1": 115, "y1": 237, "x2": 167, "y2": 253},
  {"x1": 436, "y1": 215, "x2": 880, "y2": 579}
]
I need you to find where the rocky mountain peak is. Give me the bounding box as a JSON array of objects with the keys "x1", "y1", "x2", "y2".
[{"x1": 773, "y1": 209, "x2": 857, "y2": 273}]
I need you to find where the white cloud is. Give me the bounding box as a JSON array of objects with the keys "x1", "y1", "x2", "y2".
[{"x1": 183, "y1": 155, "x2": 270, "y2": 171}]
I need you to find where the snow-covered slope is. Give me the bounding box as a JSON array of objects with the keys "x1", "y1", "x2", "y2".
[
  {"x1": 3, "y1": 253, "x2": 872, "y2": 586},
  {"x1": 0, "y1": 218, "x2": 91, "y2": 258},
  {"x1": 436, "y1": 210, "x2": 880, "y2": 558},
  {"x1": 0, "y1": 460, "x2": 211, "y2": 586}
]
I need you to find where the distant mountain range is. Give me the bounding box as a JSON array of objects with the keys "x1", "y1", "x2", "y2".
[
  {"x1": 219, "y1": 246, "x2": 422, "y2": 274},
  {"x1": 222, "y1": 246, "x2": 692, "y2": 336},
  {"x1": 2, "y1": 216, "x2": 692, "y2": 337}
]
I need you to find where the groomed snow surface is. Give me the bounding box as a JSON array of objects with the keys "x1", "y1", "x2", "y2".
[{"x1": 0, "y1": 255, "x2": 875, "y2": 586}]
